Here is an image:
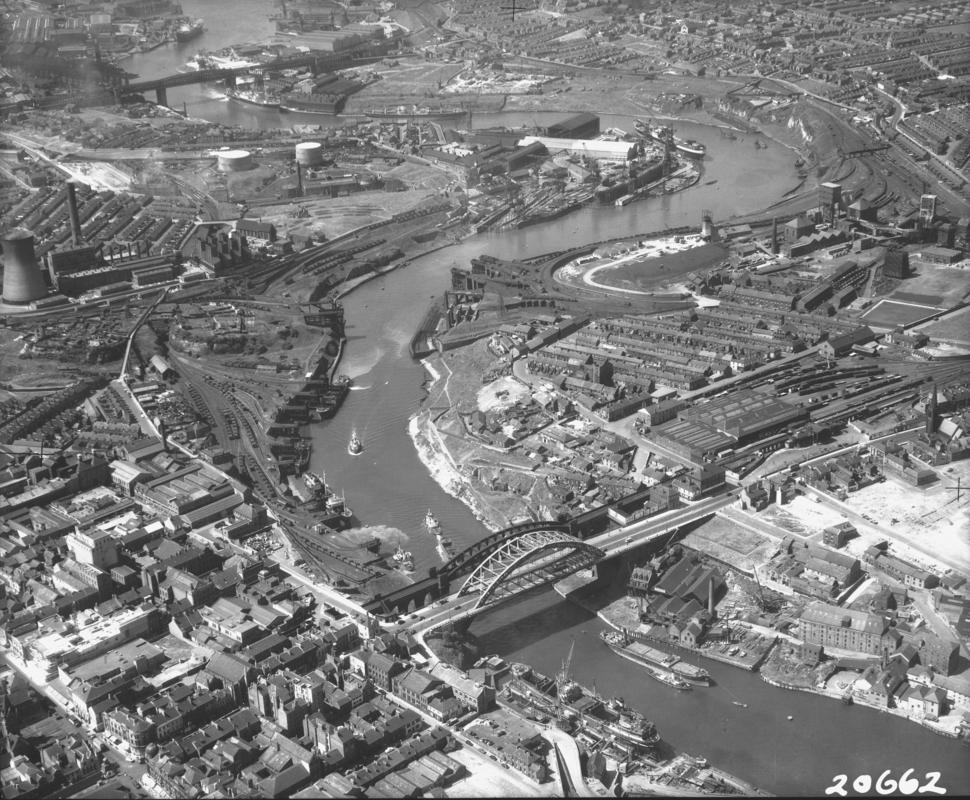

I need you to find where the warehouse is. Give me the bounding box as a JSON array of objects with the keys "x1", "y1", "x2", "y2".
[
  {"x1": 517, "y1": 136, "x2": 635, "y2": 163},
  {"x1": 542, "y1": 112, "x2": 600, "y2": 139}
]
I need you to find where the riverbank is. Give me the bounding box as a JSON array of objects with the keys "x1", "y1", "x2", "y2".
[
  {"x1": 407, "y1": 406, "x2": 501, "y2": 533},
  {"x1": 556, "y1": 577, "x2": 969, "y2": 743}
]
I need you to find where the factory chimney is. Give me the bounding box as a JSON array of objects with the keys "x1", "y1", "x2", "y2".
[
  {"x1": 296, "y1": 162, "x2": 304, "y2": 196},
  {"x1": 771, "y1": 217, "x2": 779, "y2": 255},
  {"x1": 708, "y1": 577, "x2": 715, "y2": 616},
  {"x1": 1, "y1": 229, "x2": 48, "y2": 306},
  {"x1": 67, "y1": 182, "x2": 83, "y2": 246},
  {"x1": 926, "y1": 384, "x2": 938, "y2": 436}
]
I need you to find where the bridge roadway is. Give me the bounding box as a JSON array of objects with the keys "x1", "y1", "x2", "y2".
[{"x1": 408, "y1": 491, "x2": 738, "y2": 635}]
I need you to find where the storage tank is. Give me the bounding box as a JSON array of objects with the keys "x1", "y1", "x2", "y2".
[
  {"x1": 1, "y1": 228, "x2": 48, "y2": 305},
  {"x1": 217, "y1": 149, "x2": 253, "y2": 172},
  {"x1": 295, "y1": 141, "x2": 323, "y2": 167}
]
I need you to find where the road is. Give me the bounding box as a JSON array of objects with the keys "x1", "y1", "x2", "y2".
[{"x1": 269, "y1": 551, "x2": 371, "y2": 619}]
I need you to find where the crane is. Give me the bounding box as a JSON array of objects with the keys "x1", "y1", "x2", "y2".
[{"x1": 555, "y1": 639, "x2": 576, "y2": 729}]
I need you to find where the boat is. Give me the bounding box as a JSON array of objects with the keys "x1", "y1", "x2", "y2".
[
  {"x1": 185, "y1": 49, "x2": 263, "y2": 71},
  {"x1": 392, "y1": 546, "x2": 414, "y2": 572},
  {"x1": 634, "y1": 119, "x2": 706, "y2": 158},
  {"x1": 435, "y1": 534, "x2": 453, "y2": 563},
  {"x1": 599, "y1": 695, "x2": 662, "y2": 748},
  {"x1": 732, "y1": 701, "x2": 748, "y2": 708},
  {"x1": 424, "y1": 508, "x2": 440, "y2": 532},
  {"x1": 841, "y1": 694, "x2": 854, "y2": 706},
  {"x1": 676, "y1": 139, "x2": 706, "y2": 158},
  {"x1": 652, "y1": 669, "x2": 692, "y2": 690},
  {"x1": 325, "y1": 492, "x2": 352, "y2": 518},
  {"x1": 600, "y1": 630, "x2": 711, "y2": 684},
  {"x1": 175, "y1": 19, "x2": 204, "y2": 42},
  {"x1": 279, "y1": 93, "x2": 343, "y2": 114},
  {"x1": 705, "y1": 179, "x2": 718, "y2": 185},
  {"x1": 348, "y1": 430, "x2": 362, "y2": 456},
  {"x1": 226, "y1": 85, "x2": 279, "y2": 109},
  {"x1": 364, "y1": 104, "x2": 468, "y2": 123}
]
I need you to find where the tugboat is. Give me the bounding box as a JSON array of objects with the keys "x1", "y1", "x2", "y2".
[
  {"x1": 348, "y1": 429, "x2": 362, "y2": 456},
  {"x1": 392, "y1": 546, "x2": 415, "y2": 573},
  {"x1": 436, "y1": 533, "x2": 454, "y2": 563},
  {"x1": 424, "y1": 508, "x2": 440, "y2": 533},
  {"x1": 653, "y1": 670, "x2": 692, "y2": 691},
  {"x1": 325, "y1": 491, "x2": 352, "y2": 519},
  {"x1": 175, "y1": 18, "x2": 205, "y2": 42}
]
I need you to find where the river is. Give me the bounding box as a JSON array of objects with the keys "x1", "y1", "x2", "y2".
[
  {"x1": 119, "y1": 11, "x2": 970, "y2": 794},
  {"x1": 472, "y1": 588, "x2": 970, "y2": 797}
]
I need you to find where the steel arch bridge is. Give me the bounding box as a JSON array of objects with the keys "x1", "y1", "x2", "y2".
[{"x1": 456, "y1": 528, "x2": 605, "y2": 610}]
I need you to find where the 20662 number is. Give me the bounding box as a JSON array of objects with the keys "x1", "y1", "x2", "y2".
[{"x1": 825, "y1": 770, "x2": 945, "y2": 796}]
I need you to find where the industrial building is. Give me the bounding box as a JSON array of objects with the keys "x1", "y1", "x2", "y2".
[
  {"x1": 517, "y1": 136, "x2": 635, "y2": 163},
  {"x1": 541, "y1": 112, "x2": 600, "y2": 139}
]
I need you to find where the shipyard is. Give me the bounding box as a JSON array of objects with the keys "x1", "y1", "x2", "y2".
[{"x1": 1, "y1": 0, "x2": 970, "y2": 798}]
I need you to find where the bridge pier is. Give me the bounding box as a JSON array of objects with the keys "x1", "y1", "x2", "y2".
[{"x1": 156, "y1": 86, "x2": 168, "y2": 107}]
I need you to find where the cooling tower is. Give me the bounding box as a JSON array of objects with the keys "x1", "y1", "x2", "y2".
[{"x1": 1, "y1": 228, "x2": 48, "y2": 305}]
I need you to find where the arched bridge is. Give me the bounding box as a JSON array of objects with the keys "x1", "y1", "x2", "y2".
[
  {"x1": 456, "y1": 528, "x2": 604, "y2": 611},
  {"x1": 363, "y1": 520, "x2": 604, "y2": 617}
]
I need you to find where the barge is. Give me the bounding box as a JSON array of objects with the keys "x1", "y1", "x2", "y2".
[{"x1": 602, "y1": 629, "x2": 711, "y2": 685}]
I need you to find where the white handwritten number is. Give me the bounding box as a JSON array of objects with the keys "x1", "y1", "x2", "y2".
[
  {"x1": 825, "y1": 774, "x2": 848, "y2": 797},
  {"x1": 854, "y1": 774, "x2": 874, "y2": 793},
  {"x1": 919, "y1": 772, "x2": 946, "y2": 795},
  {"x1": 897, "y1": 769, "x2": 920, "y2": 795},
  {"x1": 875, "y1": 770, "x2": 898, "y2": 795}
]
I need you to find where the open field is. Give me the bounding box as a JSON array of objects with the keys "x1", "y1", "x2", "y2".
[
  {"x1": 599, "y1": 242, "x2": 729, "y2": 290},
  {"x1": 477, "y1": 375, "x2": 532, "y2": 413},
  {"x1": 837, "y1": 462, "x2": 970, "y2": 573},
  {"x1": 919, "y1": 305, "x2": 970, "y2": 343},
  {"x1": 764, "y1": 495, "x2": 854, "y2": 539},
  {"x1": 446, "y1": 743, "x2": 557, "y2": 798},
  {"x1": 247, "y1": 188, "x2": 440, "y2": 240},
  {"x1": 682, "y1": 513, "x2": 779, "y2": 572},
  {"x1": 896, "y1": 263, "x2": 970, "y2": 308},
  {"x1": 861, "y1": 299, "x2": 941, "y2": 328}
]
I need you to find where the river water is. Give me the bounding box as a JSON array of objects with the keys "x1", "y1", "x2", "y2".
[
  {"x1": 473, "y1": 589, "x2": 970, "y2": 797},
  {"x1": 122, "y1": 11, "x2": 970, "y2": 794}
]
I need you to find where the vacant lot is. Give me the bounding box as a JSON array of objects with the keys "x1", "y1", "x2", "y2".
[{"x1": 861, "y1": 299, "x2": 939, "y2": 328}]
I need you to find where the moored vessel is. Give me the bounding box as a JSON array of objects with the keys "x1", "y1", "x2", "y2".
[
  {"x1": 601, "y1": 630, "x2": 711, "y2": 684},
  {"x1": 364, "y1": 104, "x2": 468, "y2": 123},
  {"x1": 392, "y1": 545, "x2": 414, "y2": 572},
  {"x1": 226, "y1": 85, "x2": 279, "y2": 109},
  {"x1": 634, "y1": 119, "x2": 706, "y2": 158},
  {"x1": 175, "y1": 18, "x2": 204, "y2": 42}
]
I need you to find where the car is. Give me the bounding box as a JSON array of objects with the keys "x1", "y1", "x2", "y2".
[{"x1": 625, "y1": 536, "x2": 633, "y2": 543}]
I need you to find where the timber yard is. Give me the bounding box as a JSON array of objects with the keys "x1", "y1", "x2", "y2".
[{"x1": 1, "y1": 0, "x2": 970, "y2": 798}]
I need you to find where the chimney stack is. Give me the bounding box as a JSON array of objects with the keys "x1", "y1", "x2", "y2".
[
  {"x1": 771, "y1": 216, "x2": 779, "y2": 255},
  {"x1": 67, "y1": 182, "x2": 83, "y2": 246},
  {"x1": 708, "y1": 577, "x2": 715, "y2": 616},
  {"x1": 296, "y1": 162, "x2": 303, "y2": 196}
]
